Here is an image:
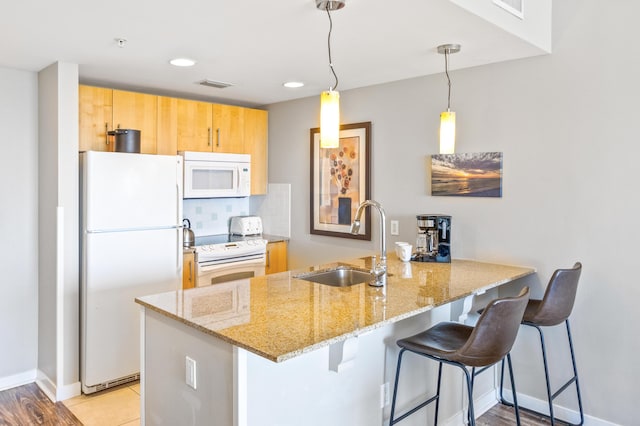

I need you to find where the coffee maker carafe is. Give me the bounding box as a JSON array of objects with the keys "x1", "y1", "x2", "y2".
[{"x1": 414, "y1": 214, "x2": 451, "y2": 263}]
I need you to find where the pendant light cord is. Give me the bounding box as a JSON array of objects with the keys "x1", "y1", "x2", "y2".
[
  {"x1": 326, "y1": 5, "x2": 339, "y2": 91},
  {"x1": 444, "y1": 50, "x2": 452, "y2": 111}
]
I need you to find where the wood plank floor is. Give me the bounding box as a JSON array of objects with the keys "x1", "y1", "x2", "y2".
[
  {"x1": 0, "y1": 382, "x2": 558, "y2": 425},
  {"x1": 0, "y1": 383, "x2": 81, "y2": 425},
  {"x1": 477, "y1": 403, "x2": 562, "y2": 425}
]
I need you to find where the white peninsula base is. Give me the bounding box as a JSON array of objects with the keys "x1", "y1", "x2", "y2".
[{"x1": 140, "y1": 295, "x2": 501, "y2": 426}]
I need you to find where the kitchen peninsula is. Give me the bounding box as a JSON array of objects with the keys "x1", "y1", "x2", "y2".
[{"x1": 136, "y1": 257, "x2": 534, "y2": 425}]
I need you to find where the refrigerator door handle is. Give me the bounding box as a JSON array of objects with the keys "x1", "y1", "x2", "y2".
[
  {"x1": 177, "y1": 228, "x2": 181, "y2": 270},
  {"x1": 176, "y1": 183, "x2": 181, "y2": 225}
]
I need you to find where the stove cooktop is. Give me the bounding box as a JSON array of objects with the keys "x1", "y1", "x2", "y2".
[{"x1": 194, "y1": 233, "x2": 263, "y2": 246}]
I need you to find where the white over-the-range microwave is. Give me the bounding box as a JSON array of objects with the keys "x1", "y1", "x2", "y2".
[{"x1": 180, "y1": 151, "x2": 251, "y2": 198}]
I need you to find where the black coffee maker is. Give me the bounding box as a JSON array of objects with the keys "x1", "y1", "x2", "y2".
[{"x1": 413, "y1": 214, "x2": 451, "y2": 263}]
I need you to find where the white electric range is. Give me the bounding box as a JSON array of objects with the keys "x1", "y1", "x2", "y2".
[{"x1": 193, "y1": 234, "x2": 267, "y2": 287}]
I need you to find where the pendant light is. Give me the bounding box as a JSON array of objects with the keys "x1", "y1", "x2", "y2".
[
  {"x1": 437, "y1": 44, "x2": 461, "y2": 154},
  {"x1": 317, "y1": 0, "x2": 345, "y2": 148}
]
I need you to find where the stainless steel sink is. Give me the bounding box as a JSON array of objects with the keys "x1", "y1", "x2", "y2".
[{"x1": 295, "y1": 267, "x2": 376, "y2": 287}]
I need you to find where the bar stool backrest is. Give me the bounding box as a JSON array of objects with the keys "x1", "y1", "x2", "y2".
[
  {"x1": 527, "y1": 262, "x2": 582, "y2": 327},
  {"x1": 452, "y1": 287, "x2": 529, "y2": 367}
]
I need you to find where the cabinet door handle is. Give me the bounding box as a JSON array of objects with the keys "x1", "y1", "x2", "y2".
[
  {"x1": 208, "y1": 127, "x2": 212, "y2": 146},
  {"x1": 266, "y1": 249, "x2": 270, "y2": 268},
  {"x1": 105, "y1": 123, "x2": 109, "y2": 145},
  {"x1": 188, "y1": 260, "x2": 193, "y2": 282},
  {"x1": 216, "y1": 128, "x2": 220, "y2": 147}
]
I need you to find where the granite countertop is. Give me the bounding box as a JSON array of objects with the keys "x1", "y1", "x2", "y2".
[
  {"x1": 136, "y1": 256, "x2": 534, "y2": 363},
  {"x1": 262, "y1": 234, "x2": 289, "y2": 243}
]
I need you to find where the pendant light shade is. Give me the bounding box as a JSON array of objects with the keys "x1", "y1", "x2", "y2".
[
  {"x1": 317, "y1": 0, "x2": 345, "y2": 148},
  {"x1": 320, "y1": 89, "x2": 340, "y2": 148},
  {"x1": 437, "y1": 44, "x2": 461, "y2": 154},
  {"x1": 439, "y1": 110, "x2": 456, "y2": 154}
]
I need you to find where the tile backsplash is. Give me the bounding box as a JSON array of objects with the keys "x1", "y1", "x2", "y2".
[
  {"x1": 183, "y1": 197, "x2": 250, "y2": 236},
  {"x1": 182, "y1": 184, "x2": 291, "y2": 237},
  {"x1": 250, "y1": 183, "x2": 291, "y2": 238}
]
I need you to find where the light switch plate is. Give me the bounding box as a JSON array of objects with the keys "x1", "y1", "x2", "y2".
[{"x1": 390, "y1": 220, "x2": 399, "y2": 235}]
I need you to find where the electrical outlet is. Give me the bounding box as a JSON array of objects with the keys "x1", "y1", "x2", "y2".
[
  {"x1": 390, "y1": 220, "x2": 399, "y2": 235},
  {"x1": 186, "y1": 356, "x2": 197, "y2": 389}
]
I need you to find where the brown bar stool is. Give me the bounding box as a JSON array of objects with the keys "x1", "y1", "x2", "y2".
[
  {"x1": 500, "y1": 262, "x2": 584, "y2": 425},
  {"x1": 389, "y1": 287, "x2": 530, "y2": 426}
]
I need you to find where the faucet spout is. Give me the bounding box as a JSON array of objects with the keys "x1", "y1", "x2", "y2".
[{"x1": 351, "y1": 200, "x2": 387, "y2": 285}]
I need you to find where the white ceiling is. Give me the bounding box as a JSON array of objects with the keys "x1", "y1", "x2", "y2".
[{"x1": 2, "y1": 0, "x2": 546, "y2": 107}]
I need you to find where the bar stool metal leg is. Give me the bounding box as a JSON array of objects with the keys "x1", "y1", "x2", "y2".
[
  {"x1": 389, "y1": 349, "x2": 405, "y2": 425},
  {"x1": 434, "y1": 362, "x2": 443, "y2": 426},
  {"x1": 500, "y1": 319, "x2": 584, "y2": 426},
  {"x1": 462, "y1": 365, "x2": 475, "y2": 426},
  {"x1": 505, "y1": 354, "x2": 521, "y2": 426},
  {"x1": 565, "y1": 320, "x2": 585, "y2": 425},
  {"x1": 389, "y1": 349, "x2": 443, "y2": 425},
  {"x1": 537, "y1": 322, "x2": 556, "y2": 424}
]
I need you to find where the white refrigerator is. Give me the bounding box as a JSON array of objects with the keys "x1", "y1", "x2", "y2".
[{"x1": 80, "y1": 151, "x2": 183, "y2": 394}]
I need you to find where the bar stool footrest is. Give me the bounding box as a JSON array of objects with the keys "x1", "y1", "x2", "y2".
[{"x1": 390, "y1": 394, "x2": 439, "y2": 425}]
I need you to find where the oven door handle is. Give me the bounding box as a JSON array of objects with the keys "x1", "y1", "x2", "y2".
[{"x1": 198, "y1": 256, "x2": 265, "y2": 273}]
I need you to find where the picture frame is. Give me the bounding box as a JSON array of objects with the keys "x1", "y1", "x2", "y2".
[
  {"x1": 431, "y1": 152, "x2": 503, "y2": 197},
  {"x1": 310, "y1": 122, "x2": 371, "y2": 240}
]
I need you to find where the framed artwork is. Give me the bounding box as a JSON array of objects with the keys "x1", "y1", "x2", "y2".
[
  {"x1": 431, "y1": 152, "x2": 503, "y2": 197},
  {"x1": 310, "y1": 122, "x2": 371, "y2": 240}
]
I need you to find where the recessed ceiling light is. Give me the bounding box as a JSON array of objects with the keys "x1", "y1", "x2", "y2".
[
  {"x1": 170, "y1": 58, "x2": 196, "y2": 67},
  {"x1": 283, "y1": 81, "x2": 304, "y2": 88}
]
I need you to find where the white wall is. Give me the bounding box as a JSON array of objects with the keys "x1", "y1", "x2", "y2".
[
  {"x1": 0, "y1": 67, "x2": 39, "y2": 389},
  {"x1": 37, "y1": 62, "x2": 80, "y2": 400},
  {"x1": 267, "y1": 1, "x2": 639, "y2": 424}
]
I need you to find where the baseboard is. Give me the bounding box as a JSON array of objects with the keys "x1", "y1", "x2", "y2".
[
  {"x1": 503, "y1": 388, "x2": 621, "y2": 426},
  {"x1": 35, "y1": 371, "x2": 57, "y2": 401},
  {"x1": 55, "y1": 381, "x2": 81, "y2": 401},
  {"x1": 35, "y1": 370, "x2": 81, "y2": 402},
  {"x1": 0, "y1": 369, "x2": 37, "y2": 392}
]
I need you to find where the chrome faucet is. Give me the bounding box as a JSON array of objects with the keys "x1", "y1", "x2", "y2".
[{"x1": 350, "y1": 200, "x2": 387, "y2": 286}]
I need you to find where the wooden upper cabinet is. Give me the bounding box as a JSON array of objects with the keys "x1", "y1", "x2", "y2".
[
  {"x1": 79, "y1": 86, "x2": 269, "y2": 189},
  {"x1": 157, "y1": 96, "x2": 178, "y2": 155},
  {"x1": 112, "y1": 90, "x2": 158, "y2": 154},
  {"x1": 212, "y1": 104, "x2": 244, "y2": 153},
  {"x1": 79, "y1": 85, "x2": 113, "y2": 152},
  {"x1": 243, "y1": 108, "x2": 268, "y2": 194},
  {"x1": 177, "y1": 99, "x2": 213, "y2": 152}
]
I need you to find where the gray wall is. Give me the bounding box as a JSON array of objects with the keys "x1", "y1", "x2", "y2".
[
  {"x1": 267, "y1": 1, "x2": 638, "y2": 424},
  {"x1": 0, "y1": 68, "x2": 39, "y2": 388},
  {"x1": 0, "y1": 63, "x2": 80, "y2": 397}
]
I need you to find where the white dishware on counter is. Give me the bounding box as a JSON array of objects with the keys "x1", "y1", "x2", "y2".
[{"x1": 395, "y1": 242, "x2": 413, "y2": 262}]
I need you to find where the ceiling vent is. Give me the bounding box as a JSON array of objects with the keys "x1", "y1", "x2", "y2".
[
  {"x1": 198, "y1": 79, "x2": 234, "y2": 89},
  {"x1": 493, "y1": 0, "x2": 523, "y2": 19}
]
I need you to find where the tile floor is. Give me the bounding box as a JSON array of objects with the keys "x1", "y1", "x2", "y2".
[{"x1": 63, "y1": 382, "x2": 141, "y2": 426}]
